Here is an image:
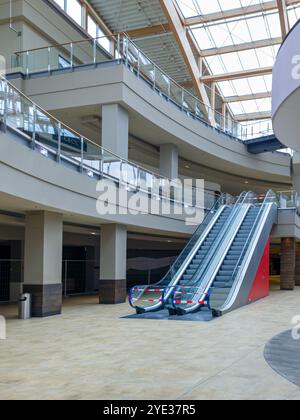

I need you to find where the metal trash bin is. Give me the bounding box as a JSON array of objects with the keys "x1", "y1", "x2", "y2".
[{"x1": 19, "y1": 293, "x2": 32, "y2": 320}]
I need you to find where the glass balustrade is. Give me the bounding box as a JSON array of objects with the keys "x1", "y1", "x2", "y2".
[
  {"x1": 10, "y1": 34, "x2": 274, "y2": 142},
  {"x1": 0, "y1": 76, "x2": 216, "y2": 211}
]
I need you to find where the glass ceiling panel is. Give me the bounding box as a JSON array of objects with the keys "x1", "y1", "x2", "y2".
[
  {"x1": 176, "y1": 0, "x2": 274, "y2": 18},
  {"x1": 175, "y1": 0, "x2": 300, "y2": 120}
]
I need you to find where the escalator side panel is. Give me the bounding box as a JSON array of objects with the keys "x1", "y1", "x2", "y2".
[
  {"x1": 247, "y1": 239, "x2": 270, "y2": 304},
  {"x1": 219, "y1": 203, "x2": 277, "y2": 315}
]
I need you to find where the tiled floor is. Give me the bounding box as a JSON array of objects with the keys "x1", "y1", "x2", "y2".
[{"x1": 0, "y1": 288, "x2": 300, "y2": 400}]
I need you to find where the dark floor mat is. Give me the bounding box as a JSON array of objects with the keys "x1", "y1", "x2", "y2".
[{"x1": 264, "y1": 330, "x2": 300, "y2": 388}]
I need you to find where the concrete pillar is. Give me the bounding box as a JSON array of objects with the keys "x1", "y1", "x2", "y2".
[
  {"x1": 295, "y1": 242, "x2": 300, "y2": 286},
  {"x1": 280, "y1": 237, "x2": 296, "y2": 290},
  {"x1": 101, "y1": 104, "x2": 129, "y2": 160},
  {"x1": 23, "y1": 211, "x2": 63, "y2": 317},
  {"x1": 159, "y1": 144, "x2": 179, "y2": 179},
  {"x1": 99, "y1": 224, "x2": 127, "y2": 304}
]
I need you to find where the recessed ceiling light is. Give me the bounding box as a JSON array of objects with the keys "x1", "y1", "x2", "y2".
[{"x1": 185, "y1": 165, "x2": 190, "y2": 169}]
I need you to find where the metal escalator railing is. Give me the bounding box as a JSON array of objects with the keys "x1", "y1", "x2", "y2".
[
  {"x1": 170, "y1": 191, "x2": 258, "y2": 314},
  {"x1": 129, "y1": 193, "x2": 234, "y2": 313},
  {"x1": 217, "y1": 190, "x2": 278, "y2": 313},
  {"x1": 173, "y1": 191, "x2": 254, "y2": 288}
]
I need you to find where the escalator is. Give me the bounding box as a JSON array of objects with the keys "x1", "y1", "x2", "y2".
[
  {"x1": 172, "y1": 190, "x2": 278, "y2": 317},
  {"x1": 129, "y1": 190, "x2": 278, "y2": 318},
  {"x1": 129, "y1": 192, "x2": 248, "y2": 314}
]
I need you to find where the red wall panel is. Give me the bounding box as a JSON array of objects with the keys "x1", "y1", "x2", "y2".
[{"x1": 247, "y1": 239, "x2": 270, "y2": 304}]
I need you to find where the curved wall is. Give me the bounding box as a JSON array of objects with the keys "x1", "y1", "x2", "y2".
[{"x1": 272, "y1": 20, "x2": 300, "y2": 151}]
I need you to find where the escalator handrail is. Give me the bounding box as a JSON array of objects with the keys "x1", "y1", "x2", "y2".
[
  {"x1": 170, "y1": 191, "x2": 257, "y2": 313},
  {"x1": 187, "y1": 202, "x2": 253, "y2": 310},
  {"x1": 173, "y1": 190, "x2": 255, "y2": 291},
  {"x1": 218, "y1": 191, "x2": 278, "y2": 313},
  {"x1": 129, "y1": 193, "x2": 230, "y2": 310},
  {"x1": 223, "y1": 189, "x2": 277, "y2": 296}
]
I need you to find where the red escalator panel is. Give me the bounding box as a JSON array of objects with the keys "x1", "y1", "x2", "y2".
[{"x1": 247, "y1": 239, "x2": 270, "y2": 304}]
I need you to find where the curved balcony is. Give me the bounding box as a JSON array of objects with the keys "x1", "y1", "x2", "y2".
[
  {"x1": 0, "y1": 75, "x2": 219, "y2": 234},
  {"x1": 11, "y1": 34, "x2": 273, "y2": 143},
  {"x1": 272, "y1": 19, "x2": 300, "y2": 151}
]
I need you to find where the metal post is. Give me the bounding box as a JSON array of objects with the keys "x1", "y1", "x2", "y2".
[
  {"x1": 70, "y1": 43, "x2": 73, "y2": 69},
  {"x1": 148, "y1": 269, "x2": 151, "y2": 285},
  {"x1": 32, "y1": 104, "x2": 36, "y2": 149},
  {"x1": 48, "y1": 47, "x2": 51, "y2": 74},
  {"x1": 3, "y1": 81, "x2": 8, "y2": 131},
  {"x1": 117, "y1": 33, "x2": 120, "y2": 60},
  {"x1": 93, "y1": 38, "x2": 97, "y2": 65},
  {"x1": 80, "y1": 136, "x2": 84, "y2": 173},
  {"x1": 57, "y1": 121, "x2": 61, "y2": 163},
  {"x1": 137, "y1": 50, "x2": 140, "y2": 78},
  {"x1": 26, "y1": 51, "x2": 29, "y2": 77},
  {"x1": 125, "y1": 38, "x2": 129, "y2": 66}
]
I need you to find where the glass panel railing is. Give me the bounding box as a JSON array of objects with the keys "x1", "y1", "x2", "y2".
[
  {"x1": 183, "y1": 91, "x2": 196, "y2": 115},
  {"x1": 82, "y1": 139, "x2": 102, "y2": 173},
  {"x1": 60, "y1": 127, "x2": 82, "y2": 163},
  {"x1": 10, "y1": 35, "x2": 274, "y2": 142},
  {"x1": 139, "y1": 52, "x2": 155, "y2": 86},
  {"x1": 155, "y1": 67, "x2": 170, "y2": 98},
  {"x1": 27, "y1": 49, "x2": 50, "y2": 74},
  {"x1": 126, "y1": 40, "x2": 139, "y2": 73},
  {"x1": 0, "y1": 75, "x2": 223, "y2": 221},
  {"x1": 34, "y1": 110, "x2": 60, "y2": 155},
  {"x1": 169, "y1": 79, "x2": 182, "y2": 107},
  {"x1": 278, "y1": 191, "x2": 300, "y2": 213}
]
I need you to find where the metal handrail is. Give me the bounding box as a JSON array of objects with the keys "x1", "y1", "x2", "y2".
[
  {"x1": 129, "y1": 192, "x2": 231, "y2": 311},
  {"x1": 11, "y1": 33, "x2": 273, "y2": 141},
  {"x1": 0, "y1": 75, "x2": 215, "y2": 203},
  {"x1": 177, "y1": 190, "x2": 252, "y2": 289},
  {"x1": 225, "y1": 190, "x2": 277, "y2": 290},
  {"x1": 170, "y1": 190, "x2": 257, "y2": 313}
]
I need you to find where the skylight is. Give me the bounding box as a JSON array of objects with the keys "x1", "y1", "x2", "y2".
[{"x1": 175, "y1": 0, "x2": 300, "y2": 126}]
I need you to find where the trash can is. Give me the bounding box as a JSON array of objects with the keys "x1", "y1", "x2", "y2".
[{"x1": 19, "y1": 293, "x2": 32, "y2": 320}]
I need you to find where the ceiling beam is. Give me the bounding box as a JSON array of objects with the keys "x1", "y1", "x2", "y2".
[
  {"x1": 277, "y1": 0, "x2": 290, "y2": 38},
  {"x1": 224, "y1": 92, "x2": 271, "y2": 103},
  {"x1": 202, "y1": 37, "x2": 282, "y2": 57},
  {"x1": 125, "y1": 24, "x2": 170, "y2": 39},
  {"x1": 160, "y1": 0, "x2": 214, "y2": 124},
  {"x1": 236, "y1": 111, "x2": 271, "y2": 122},
  {"x1": 184, "y1": 0, "x2": 299, "y2": 26},
  {"x1": 200, "y1": 66, "x2": 273, "y2": 83}
]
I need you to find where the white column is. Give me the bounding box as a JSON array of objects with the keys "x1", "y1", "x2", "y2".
[
  {"x1": 160, "y1": 143, "x2": 179, "y2": 179},
  {"x1": 99, "y1": 224, "x2": 127, "y2": 304},
  {"x1": 102, "y1": 104, "x2": 129, "y2": 160},
  {"x1": 23, "y1": 211, "x2": 63, "y2": 317}
]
